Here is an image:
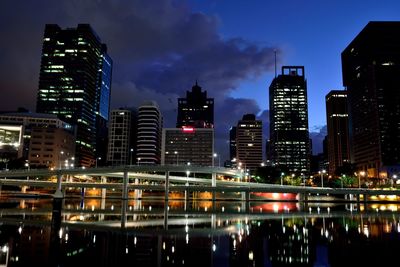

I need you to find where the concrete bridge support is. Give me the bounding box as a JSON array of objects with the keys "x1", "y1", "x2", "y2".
[
  {"x1": 122, "y1": 171, "x2": 128, "y2": 200},
  {"x1": 54, "y1": 173, "x2": 63, "y2": 199}
]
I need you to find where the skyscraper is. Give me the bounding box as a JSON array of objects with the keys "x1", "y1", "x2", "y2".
[
  {"x1": 342, "y1": 21, "x2": 400, "y2": 178},
  {"x1": 177, "y1": 82, "x2": 214, "y2": 128},
  {"x1": 136, "y1": 101, "x2": 162, "y2": 165},
  {"x1": 325, "y1": 90, "x2": 350, "y2": 176},
  {"x1": 269, "y1": 66, "x2": 310, "y2": 174},
  {"x1": 107, "y1": 108, "x2": 137, "y2": 166},
  {"x1": 236, "y1": 114, "x2": 262, "y2": 172},
  {"x1": 36, "y1": 24, "x2": 112, "y2": 167}
]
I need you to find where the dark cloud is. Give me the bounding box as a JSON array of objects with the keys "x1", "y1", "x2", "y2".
[
  {"x1": 0, "y1": 0, "x2": 279, "y2": 160},
  {"x1": 309, "y1": 125, "x2": 327, "y2": 155}
]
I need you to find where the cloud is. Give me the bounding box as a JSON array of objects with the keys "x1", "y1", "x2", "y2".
[
  {"x1": 0, "y1": 0, "x2": 279, "y2": 160},
  {"x1": 309, "y1": 125, "x2": 327, "y2": 155}
]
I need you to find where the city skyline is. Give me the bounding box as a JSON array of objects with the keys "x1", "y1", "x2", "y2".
[{"x1": 1, "y1": 0, "x2": 400, "y2": 161}]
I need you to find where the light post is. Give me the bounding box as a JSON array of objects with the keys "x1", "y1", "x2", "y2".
[
  {"x1": 280, "y1": 172, "x2": 284, "y2": 186},
  {"x1": 95, "y1": 157, "x2": 101, "y2": 168},
  {"x1": 392, "y1": 174, "x2": 397, "y2": 188},
  {"x1": 25, "y1": 162, "x2": 30, "y2": 171},
  {"x1": 130, "y1": 148, "x2": 134, "y2": 165},
  {"x1": 174, "y1": 151, "x2": 179, "y2": 165},
  {"x1": 137, "y1": 157, "x2": 141, "y2": 165},
  {"x1": 213, "y1": 153, "x2": 220, "y2": 167},
  {"x1": 358, "y1": 171, "x2": 365, "y2": 188},
  {"x1": 341, "y1": 174, "x2": 345, "y2": 188},
  {"x1": 319, "y1": 170, "x2": 326, "y2": 188},
  {"x1": 59, "y1": 151, "x2": 64, "y2": 170}
]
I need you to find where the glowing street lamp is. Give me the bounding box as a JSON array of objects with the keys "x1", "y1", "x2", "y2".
[
  {"x1": 280, "y1": 172, "x2": 285, "y2": 186},
  {"x1": 130, "y1": 148, "x2": 134, "y2": 165},
  {"x1": 174, "y1": 151, "x2": 179, "y2": 165},
  {"x1": 359, "y1": 171, "x2": 366, "y2": 188},
  {"x1": 319, "y1": 170, "x2": 326, "y2": 188},
  {"x1": 213, "y1": 153, "x2": 220, "y2": 167}
]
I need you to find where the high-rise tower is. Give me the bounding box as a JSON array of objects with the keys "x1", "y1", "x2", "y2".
[
  {"x1": 325, "y1": 90, "x2": 350, "y2": 176},
  {"x1": 269, "y1": 66, "x2": 310, "y2": 174},
  {"x1": 36, "y1": 24, "x2": 112, "y2": 167},
  {"x1": 177, "y1": 82, "x2": 214, "y2": 128},
  {"x1": 136, "y1": 101, "x2": 162, "y2": 165},
  {"x1": 236, "y1": 114, "x2": 262, "y2": 172},
  {"x1": 342, "y1": 21, "x2": 400, "y2": 178}
]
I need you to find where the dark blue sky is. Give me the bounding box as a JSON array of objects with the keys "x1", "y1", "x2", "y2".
[
  {"x1": 1, "y1": 0, "x2": 400, "y2": 161},
  {"x1": 190, "y1": 0, "x2": 400, "y2": 130}
]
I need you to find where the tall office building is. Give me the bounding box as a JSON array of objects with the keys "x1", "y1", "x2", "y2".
[
  {"x1": 107, "y1": 108, "x2": 137, "y2": 166},
  {"x1": 161, "y1": 127, "x2": 214, "y2": 166},
  {"x1": 236, "y1": 114, "x2": 262, "y2": 172},
  {"x1": 136, "y1": 101, "x2": 162, "y2": 165},
  {"x1": 342, "y1": 22, "x2": 400, "y2": 178},
  {"x1": 177, "y1": 82, "x2": 214, "y2": 128},
  {"x1": 269, "y1": 66, "x2": 310, "y2": 174},
  {"x1": 325, "y1": 90, "x2": 350, "y2": 176},
  {"x1": 36, "y1": 24, "x2": 112, "y2": 167}
]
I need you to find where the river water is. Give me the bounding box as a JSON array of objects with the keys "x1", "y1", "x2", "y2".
[{"x1": 0, "y1": 197, "x2": 399, "y2": 267}]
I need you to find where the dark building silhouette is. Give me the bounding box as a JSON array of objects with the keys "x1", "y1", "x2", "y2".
[
  {"x1": 342, "y1": 21, "x2": 400, "y2": 178},
  {"x1": 177, "y1": 82, "x2": 214, "y2": 128},
  {"x1": 236, "y1": 114, "x2": 262, "y2": 172},
  {"x1": 325, "y1": 90, "x2": 350, "y2": 176},
  {"x1": 269, "y1": 66, "x2": 310, "y2": 174},
  {"x1": 36, "y1": 24, "x2": 112, "y2": 167},
  {"x1": 107, "y1": 108, "x2": 137, "y2": 166}
]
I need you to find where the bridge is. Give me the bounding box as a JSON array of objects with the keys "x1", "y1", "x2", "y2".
[{"x1": 1, "y1": 165, "x2": 400, "y2": 202}]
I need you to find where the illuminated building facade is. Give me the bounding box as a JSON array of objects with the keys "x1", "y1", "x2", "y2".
[
  {"x1": 0, "y1": 112, "x2": 74, "y2": 168},
  {"x1": 342, "y1": 21, "x2": 400, "y2": 177},
  {"x1": 177, "y1": 82, "x2": 214, "y2": 128},
  {"x1": 136, "y1": 101, "x2": 162, "y2": 165},
  {"x1": 36, "y1": 24, "x2": 112, "y2": 167},
  {"x1": 161, "y1": 127, "x2": 214, "y2": 166},
  {"x1": 325, "y1": 90, "x2": 350, "y2": 176},
  {"x1": 269, "y1": 66, "x2": 310, "y2": 174},
  {"x1": 236, "y1": 114, "x2": 262, "y2": 172},
  {"x1": 107, "y1": 109, "x2": 137, "y2": 166}
]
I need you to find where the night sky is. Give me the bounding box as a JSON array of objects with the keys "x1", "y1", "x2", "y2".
[{"x1": 1, "y1": 0, "x2": 400, "y2": 161}]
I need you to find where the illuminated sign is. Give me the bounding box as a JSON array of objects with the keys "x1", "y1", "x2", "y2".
[
  {"x1": 0, "y1": 125, "x2": 23, "y2": 158},
  {"x1": 182, "y1": 126, "x2": 195, "y2": 133}
]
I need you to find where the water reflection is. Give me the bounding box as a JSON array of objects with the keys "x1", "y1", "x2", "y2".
[{"x1": 1, "y1": 198, "x2": 400, "y2": 266}]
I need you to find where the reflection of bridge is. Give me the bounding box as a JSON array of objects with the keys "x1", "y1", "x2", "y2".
[{"x1": 1, "y1": 165, "x2": 400, "y2": 201}]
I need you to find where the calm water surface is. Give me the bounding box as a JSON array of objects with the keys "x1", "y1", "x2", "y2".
[{"x1": 0, "y1": 197, "x2": 400, "y2": 267}]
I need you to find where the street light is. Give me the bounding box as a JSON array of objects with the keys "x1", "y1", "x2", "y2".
[
  {"x1": 96, "y1": 157, "x2": 101, "y2": 168},
  {"x1": 280, "y1": 172, "x2": 285, "y2": 186},
  {"x1": 174, "y1": 151, "x2": 179, "y2": 165},
  {"x1": 137, "y1": 157, "x2": 141, "y2": 165},
  {"x1": 130, "y1": 148, "x2": 134, "y2": 165},
  {"x1": 341, "y1": 174, "x2": 345, "y2": 188},
  {"x1": 59, "y1": 151, "x2": 64, "y2": 169},
  {"x1": 393, "y1": 174, "x2": 398, "y2": 188},
  {"x1": 213, "y1": 153, "x2": 220, "y2": 167},
  {"x1": 319, "y1": 170, "x2": 326, "y2": 188},
  {"x1": 358, "y1": 171, "x2": 366, "y2": 188}
]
